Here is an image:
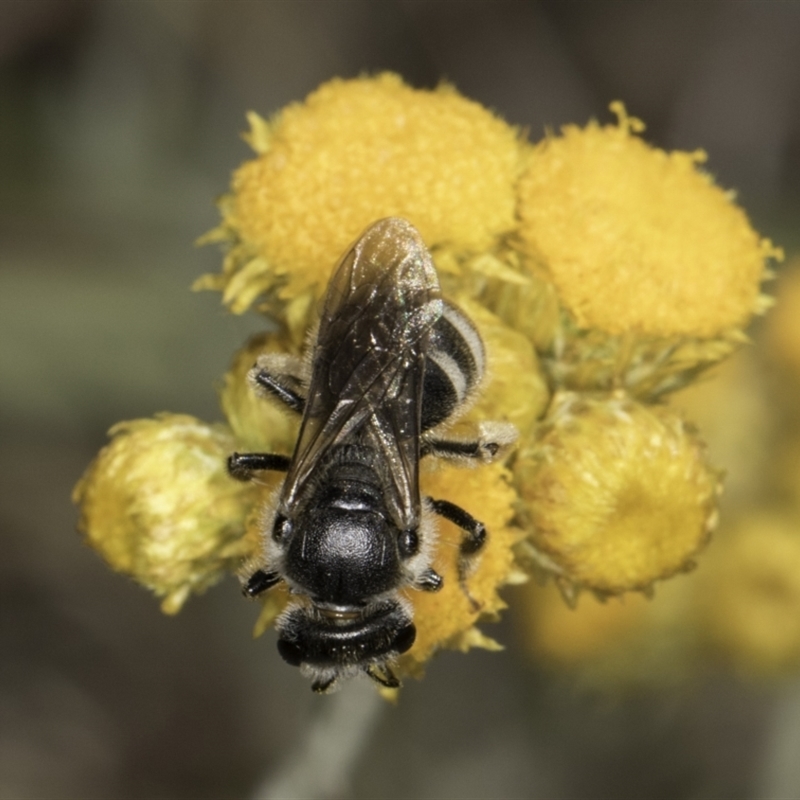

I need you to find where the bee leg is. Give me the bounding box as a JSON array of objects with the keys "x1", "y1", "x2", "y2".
[
  {"x1": 415, "y1": 568, "x2": 444, "y2": 592},
  {"x1": 428, "y1": 498, "x2": 487, "y2": 554},
  {"x1": 311, "y1": 676, "x2": 337, "y2": 694},
  {"x1": 227, "y1": 452, "x2": 291, "y2": 481},
  {"x1": 242, "y1": 569, "x2": 281, "y2": 598},
  {"x1": 248, "y1": 354, "x2": 307, "y2": 414},
  {"x1": 427, "y1": 498, "x2": 486, "y2": 611},
  {"x1": 421, "y1": 421, "x2": 518, "y2": 464},
  {"x1": 365, "y1": 664, "x2": 401, "y2": 689}
]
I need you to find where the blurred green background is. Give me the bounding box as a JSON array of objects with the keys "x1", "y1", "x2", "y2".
[{"x1": 2, "y1": 2, "x2": 800, "y2": 798}]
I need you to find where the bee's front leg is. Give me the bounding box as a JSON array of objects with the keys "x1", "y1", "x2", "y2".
[
  {"x1": 248, "y1": 353, "x2": 308, "y2": 414},
  {"x1": 227, "y1": 452, "x2": 291, "y2": 481},
  {"x1": 242, "y1": 569, "x2": 282, "y2": 598}
]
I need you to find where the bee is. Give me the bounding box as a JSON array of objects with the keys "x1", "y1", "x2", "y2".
[{"x1": 228, "y1": 218, "x2": 517, "y2": 692}]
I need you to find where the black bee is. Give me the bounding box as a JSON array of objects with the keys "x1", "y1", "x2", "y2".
[{"x1": 228, "y1": 218, "x2": 517, "y2": 692}]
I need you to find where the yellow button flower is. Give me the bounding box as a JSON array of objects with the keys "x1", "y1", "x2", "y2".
[
  {"x1": 698, "y1": 514, "x2": 800, "y2": 675},
  {"x1": 517, "y1": 103, "x2": 781, "y2": 339},
  {"x1": 764, "y1": 258, "x2": 800, "y2": 375},
  {"x1": 73, "y1": 415, "x2": 262, "y2": 614},
  {"x1": 515, "y1": 392, "x2": 721, "y2": 596},
  {"x1": 197, "y1": 73, "x2": 524, "y2": 330},
  {"x1": 401, "y1": 461, "x2": 523, "y2": 676}
]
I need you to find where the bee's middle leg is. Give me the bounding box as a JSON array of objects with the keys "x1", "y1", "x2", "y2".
[{"x1": 421, "y1": 421, "x2": 518, "y2": 464}]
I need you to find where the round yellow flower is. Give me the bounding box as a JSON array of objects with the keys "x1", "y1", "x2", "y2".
[
  {"x1": 764, "y1": 258, "x2": 800, "y2": 375},
  {"x1": 512, "y1": 572, "x2": 698, "y2": 687},
  {"x1": 698, "y1": 514, "x2": 800, "y2": 675},
  {"x1": 240, "y1": 459, "x2": 523, "y2": 671},
  {"x1": 198, "y1": 73, "x2": 524, "y2": 320},
  {"x1": 515, "y1": 392, "x2": 721, "y2": 594},
  {"x1": 73, "y1": 415, "x2": 259, "y2": 614},
  {"x1": 247, "y1": 460, "x2": 524, "y2": 689},
  {"x1": 517, "y1": 103, "x2": 780, "y2": 339},
  {"x1": 516, "y1": 580, "x2": 652, "y2": 664},
  {"x1": 219, "y1": 331, "x2": 301, "y2": 454},
  {"x1": 400, "y1": 461, "x2": 523, "y2": 676}
]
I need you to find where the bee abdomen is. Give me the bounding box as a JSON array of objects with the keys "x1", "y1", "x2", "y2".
[{"x1": 421, "y1": 302, "x2": 485, "y2": 431}]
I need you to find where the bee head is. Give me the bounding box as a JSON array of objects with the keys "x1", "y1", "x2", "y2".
[{"x1": 275, "y1": 598, "x2": 416, "y2": 688}]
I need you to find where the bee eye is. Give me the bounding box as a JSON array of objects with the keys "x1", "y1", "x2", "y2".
[
  {"x1": 277, "y1": 638, "x2": 304, "y2": 666},
  {"x1": 398, "y1": 529, "x2": 419, "y2": 558},
  {"x1": 273, "y1": 514, "x2": 292, "y2": 543},
  {"x1": 392, "y1": 622, "x2": 416, "y2": 654}
]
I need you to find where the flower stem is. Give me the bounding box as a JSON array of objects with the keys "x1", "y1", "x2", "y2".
[{"x1": 251, "y1": 679, "x2": 385, "y2": 800}]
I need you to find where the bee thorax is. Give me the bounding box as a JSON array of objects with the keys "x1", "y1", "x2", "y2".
[{"x1": 284, "y1": 504, "x2": 402, "y2": 606}]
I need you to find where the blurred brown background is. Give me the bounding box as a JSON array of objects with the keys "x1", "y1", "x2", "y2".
[{"x1": 2, "y1": 2, "x2": 800, "y2": 798}]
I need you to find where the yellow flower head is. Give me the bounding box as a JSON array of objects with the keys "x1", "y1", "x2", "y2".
[
  {"x1": 73, "y1": 415, "x2": 259, "y2": 614},
  {"x1": 698, "y1": 514, "x2": 800, "y2": 675},
  {"x1": 219, "y1": 331, "x2": 301, "y2": 453},
  {"x1": 402, "y1": 461, "x2": 523, "y2": 675},
  {"x1": 513, "y1": 568, "x2": 699, "y2": 687},
  {"x1": 516, "y1": 580, "x2": 652, "y2": 665},
  {"x1": 517, "y1": 103, "x2": 781, "y2": 339},
  {"x1": 198, "y1": 73, "x2": 523, "y2": 325},
  {"x1": 764, "y1": 258, "x2": 800, "y2": 375},
  {"x1": 240, "y1": 460, "x2": 523, "y2": 690},
  {"x1": 515, "y1": 392, "x2": 721, "y2": 595}
]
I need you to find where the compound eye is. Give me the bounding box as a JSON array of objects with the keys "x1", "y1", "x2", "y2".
[
  {"x1": 277, "y1": 638, "x2": 304, "y2": 667},
  {"x1": 393, "y1": 622, "x2": 416, "y2": 655},
  {"x1": 273, "y1": 514, "x2": 292, "y2": 543},
  {"x1": 398, "y1": 529, "x2": 419, "y2": 558}
]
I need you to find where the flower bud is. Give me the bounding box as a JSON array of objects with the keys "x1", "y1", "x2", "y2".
[{"x1": 73, "y1": 415, "x2": 259, "y2": 613}]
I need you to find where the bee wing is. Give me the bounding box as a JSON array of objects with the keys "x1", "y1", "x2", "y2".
[{"x1": 281, "y1": 218, "x2": 442, "y2": 530}]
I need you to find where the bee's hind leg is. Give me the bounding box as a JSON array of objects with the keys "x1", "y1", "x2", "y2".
[{"x1": 426, "y1": 497, "x2": 487, "y2": 611}]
